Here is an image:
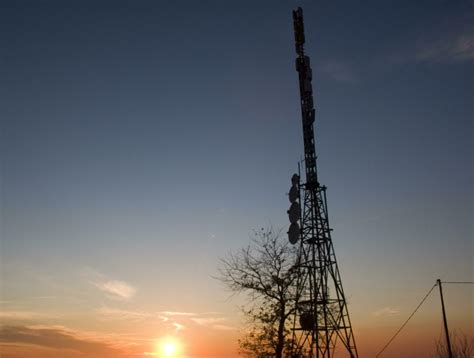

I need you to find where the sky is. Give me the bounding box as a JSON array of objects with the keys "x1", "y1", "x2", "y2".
[{"x1": 0, "y1": 0, "x2": 473, "y2": 357}]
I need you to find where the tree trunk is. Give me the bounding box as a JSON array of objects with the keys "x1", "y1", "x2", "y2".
[{"x1": 275, "y1": 304, "x2": 286, "y2": 358}]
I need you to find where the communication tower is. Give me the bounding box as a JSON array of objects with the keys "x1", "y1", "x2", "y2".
[{"x1": 287, "y1": 7, "x2": 359, "y2": 358}]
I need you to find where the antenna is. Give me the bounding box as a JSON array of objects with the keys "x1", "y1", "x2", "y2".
[{"x1": 287, "y1": 7, "x2": 359, "y2": 358}]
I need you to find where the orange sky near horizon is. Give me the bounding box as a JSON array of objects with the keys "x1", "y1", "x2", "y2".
[{"x1": 1, "y1": 284, "x2": 472, "y2": 358}]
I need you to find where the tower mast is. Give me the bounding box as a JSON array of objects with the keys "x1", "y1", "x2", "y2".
[{"x1": 287, "y1": 7, "x2": 358, "y2": 358}]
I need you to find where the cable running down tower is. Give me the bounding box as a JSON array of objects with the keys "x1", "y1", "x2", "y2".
[{"x1": 287, "y1": 7, "x2": 358, "y2": 358}]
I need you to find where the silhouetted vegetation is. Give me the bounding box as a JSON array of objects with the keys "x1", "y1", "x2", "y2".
[
  {"x1": 432, "y1": 332, "x2": 474, "y2": 358},
  {"x1": 217, "y1": 229, "x2": 299, "y2": 358}
]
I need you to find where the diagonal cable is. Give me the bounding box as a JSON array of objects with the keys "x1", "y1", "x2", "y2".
[{"x1": 375, "y1": 283, "x2": 437, "y2": 358}]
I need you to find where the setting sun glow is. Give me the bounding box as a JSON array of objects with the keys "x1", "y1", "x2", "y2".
[
  {"x1": 163, "y1": 342, "x2": 176, "y2": 356},
  {"x1": 155, "y1": 337, "x2": 182, "y2": 358}
]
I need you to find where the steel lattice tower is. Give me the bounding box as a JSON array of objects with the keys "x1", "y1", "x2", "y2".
[{"x1": 286, "y1": 8, "x2": 358, "y2": 358}]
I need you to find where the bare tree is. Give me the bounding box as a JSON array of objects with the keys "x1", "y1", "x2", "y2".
[
  {"x1": 432, "y1": 332, "x2": 474, "y2": 358},
  {"x1": 217, "y1": 228, "x2": 299, "y2": 358}
]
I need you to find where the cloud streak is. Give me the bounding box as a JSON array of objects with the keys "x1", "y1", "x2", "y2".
[
  {"x1": 81, "y1": 267, "x2": 137, "y2": 301},
  {"x1": 389, "y1": 13, "x2": 474, "y2": 65},
  {"x1": 320, "y1": 61, "x2": 357, "y2": 83},
  {"x1": 191, "y1": 317, "x2": 236, "y2": 331},
  {"x1": 172, "y1": 322, "x2": 185, "y2": 332},
  {"x1": 97, "y1": 307, "x2": 235, "y2": 331},
  {"x1": 0, "y1": 325, "x2": 127, "y2": 357},
  {"x1": 159, "y1": 311, "x2": 197, "y2": 317},
  {"x1": 93, "y1": 280, "x2": 136, "y2": 300},
  {"x1": 97, "y1": 307, "x2": 152, "y2": 321},
  {"x1": 373, "y1": 307, "x2": 400, "y2": 317},
  {"x1": 0, "y1": 310, "x2": 61, "y2": 321},
  {"x1": 415, "y1": 31, "x2": 474, "y2": 63}
]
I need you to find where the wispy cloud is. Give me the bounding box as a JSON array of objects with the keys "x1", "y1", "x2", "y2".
[
  {"x1": 159, "y1": 311, "x2": 197, "y2": 317},
  {"x1": 93, "y1": 280, "x2": 136, "y2": 300},
  {"x1": 191, "y1": 317, "x2": 236, "y2": 331},
  {"x1": 97, "y1": 307, "x2": 189, "y2": 331},
  {"x1": 415, "y1": 31, "x2": 474, "y2": 63},
  {"x1": 191, "y1": 317, "x2": 224, "y2": 326},
  {"x1": 97, "y1": 307, "x2": 151, "y2": 321},
  {"x1": 0, "y1": 310, "x2": 61, "y2": 321},
  {"x1": 320, "y1": 60, "x2": 357, "y2": 83},
  {"x1": 97, "y1": 307, "x2": 188, "y2": 321},
  {"x1": 0, "y1": 325, "x2": 128, "y2": 356},
  {"x1": 373, "y1": 307, "x2": 400, "y2": 317},
  {"x1": 172, "y1": 322, "x2": 185, "y2": 332},
  {"x1": 97, "y1": 306, "x2": 233, "y2": 332},
  {"x1": 211, "y1": 324, "x2": 237, "y2": 331},
  {"x1": 81, "y1": 267, "x2": 137, "y2": 301},
  {"x1": 157, "y1": 311, "x2": 200, "y2": 331},
  {"x1": 389, "y1": 12, "x2": 474, "y2": 65}
]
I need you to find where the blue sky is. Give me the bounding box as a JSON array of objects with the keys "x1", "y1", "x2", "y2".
[{"x1": 1, "y1": 1, "x2": 473, "y2": 357}]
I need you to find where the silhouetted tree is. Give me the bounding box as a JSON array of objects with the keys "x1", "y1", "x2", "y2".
[
  {"x1": 432, "y1": 332, "x2": 474, "y2": 358},
  {"x1": 218, "y1": 229, "x2": 299, "y2": 358}
]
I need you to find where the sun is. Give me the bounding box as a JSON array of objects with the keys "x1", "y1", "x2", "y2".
[
  {"x1": 163, "y1": 342, "x2": 176, "y2": 356},
  {"x1": 155, "y1": 337, "x2": 182, "y2": 357}
]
